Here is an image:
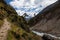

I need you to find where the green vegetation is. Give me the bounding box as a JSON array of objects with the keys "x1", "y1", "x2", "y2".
[
  {"x1": 7, "y1": 31, "x2": 14, "y2": 40},
  {"x1": 0, "y1": 20, "x2": 3, "y2": 27},
  {"x1": 7, "y1": 23, "x2": 41, "y2": 40},
  {"x1": 0, "y1": 0, "x2": 42, "y2": 40}
]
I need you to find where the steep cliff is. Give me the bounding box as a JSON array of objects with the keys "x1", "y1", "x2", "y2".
[
  {"x1": 29, "y1": 0, "x2": 60, "y2": 37},
  {"x1": 0, "y1": 0, "x2": 42, "y2": 40}
]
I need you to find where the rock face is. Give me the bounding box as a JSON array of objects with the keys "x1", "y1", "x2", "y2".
[{"x1": 29, "y1": 0, "x2": 60, "y2": 37}]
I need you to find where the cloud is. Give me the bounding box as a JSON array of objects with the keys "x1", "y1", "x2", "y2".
[
  {"x1": 16, "y1": 10, "x2": 35, "y2": 17},
  {"x1": 9, "y1": 0, "x2": 57, "y2": 17},
  {"x1": 16, "y1": 10, "x2": 25, "y2": 16},
  {"x1": 10, "y1": 0, "x2": 25, "y2": 8},
  {"x1": 41, "y1": 0, "x2": 57, "y2": 7}
]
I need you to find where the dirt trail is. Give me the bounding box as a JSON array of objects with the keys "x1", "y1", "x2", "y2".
[{"x1": 0, "y1": 19, "x2": 11, "y2": 40}]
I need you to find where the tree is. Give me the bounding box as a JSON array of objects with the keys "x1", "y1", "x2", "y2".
[
  {"x1": 23, "y1": 13, "x2": 28, "y2": 17},
  {"x1": 34, "y1": 13, "x2": 36, "y2": 17}
]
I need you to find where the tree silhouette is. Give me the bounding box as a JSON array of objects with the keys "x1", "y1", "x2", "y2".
[{"x1": 23, "y1": 13, "x2": 28, "y2": 17}]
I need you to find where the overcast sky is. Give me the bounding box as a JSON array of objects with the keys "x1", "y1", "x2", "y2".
[{"x1": 5, "y1": 0, "x2": 57, "y2": 17}]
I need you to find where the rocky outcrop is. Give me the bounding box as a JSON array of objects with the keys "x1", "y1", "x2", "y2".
[
  {"x1": 42, "y1": 34, "x2": 60, "y2": 40},
  {"x1": 29, "y1": 0, "x2": 60, "y2": 37}
]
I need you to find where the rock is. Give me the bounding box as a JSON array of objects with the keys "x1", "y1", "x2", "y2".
[
  {"x1": 42, "y1": 34, "x2": 60, "y2": 40},
  {"x1": 42, "y1": 34, "x2": 54, "y2": 40}
]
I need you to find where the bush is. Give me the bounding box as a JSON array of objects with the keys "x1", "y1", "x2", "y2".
[{"x1": 0, "y1": 20, "x2": 3, "y2": 27}]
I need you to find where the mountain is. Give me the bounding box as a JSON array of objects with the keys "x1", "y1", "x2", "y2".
[
  {"x1": 29, "y1": 0, "x2": 60, "y2": 37},
  {"x1": 0, "y1": 0, "x2": 42, "y2": 40}
]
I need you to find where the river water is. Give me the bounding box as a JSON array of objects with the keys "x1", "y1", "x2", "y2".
[{"x1": 32, "y1": 30, "x2": 60, "y2": 39}]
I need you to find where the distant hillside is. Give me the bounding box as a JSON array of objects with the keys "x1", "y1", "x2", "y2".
[
  {"x1": 29, "y1": 0, "x2": 60, "y2": 37},
  {"x1": 28, "y1": 0, "x2": 60, "y2": 26},
  {"x1": 0, "y1": 0, "x2": 42, "y2": 40}
]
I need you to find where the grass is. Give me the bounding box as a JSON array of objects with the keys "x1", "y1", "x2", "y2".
[
  {"x1": 7, "y1": 30, "x2": 17, "y2": 40},
  {"x1": 0, "y1": 20, "x2": 4, "y2": 28},
  {"x1": 0, "y1": 2, "x2": 5, "y2": 8},
  {"x1": 11, "y1": 23, "x2": 27, "y2": 36},
  {"x1": 7, "y1": 31, "x2": 13, "y2": 40}
]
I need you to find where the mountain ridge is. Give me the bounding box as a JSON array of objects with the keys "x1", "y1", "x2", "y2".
[
  {"x1": 28, "y1": 0, "x2": 60, "y2": 26},
  {"x1": 29, "y1": 0, "x2": 60, "y2": 37}
]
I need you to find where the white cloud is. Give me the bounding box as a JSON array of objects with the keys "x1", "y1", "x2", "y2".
[
  {"x1": 16, "y1": 10, "x2": 35, "y2": 17},
  {"x1": 16, "y1": 10, "x2": 25, "y2": 16},
  {"x1": 10, "y1": 0, "x2": 25, "y2": 8},
  {"x1": 30, "y1": 0, "x2": 35, "y2": 5},
  {"x1": 41, "y1": 0, "x2": 57, "y2": 7},
  {"x1": 9, "y1": 0, "x2": 57, "y2": 17}
]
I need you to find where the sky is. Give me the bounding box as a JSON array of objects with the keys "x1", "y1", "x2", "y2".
[{"x1": 5, "y1": 0, "x2": 57, "y2": 18}]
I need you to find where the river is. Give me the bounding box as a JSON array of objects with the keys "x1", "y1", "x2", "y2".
[{"x1": 32, "y1": 30, "x2": 60, "y2": 39}]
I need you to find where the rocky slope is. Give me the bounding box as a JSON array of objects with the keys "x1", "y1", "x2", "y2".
[
  {"x1": 0, "y1": 0, "x2": 42, "y2": 40},
  {"x1": 29, "y1": 0, "x2": 60, "y2": 37}
]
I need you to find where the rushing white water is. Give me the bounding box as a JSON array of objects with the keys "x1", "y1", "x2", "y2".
[{"x1": 32, "y1": 30, "x2": 60, "y2": 39}]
